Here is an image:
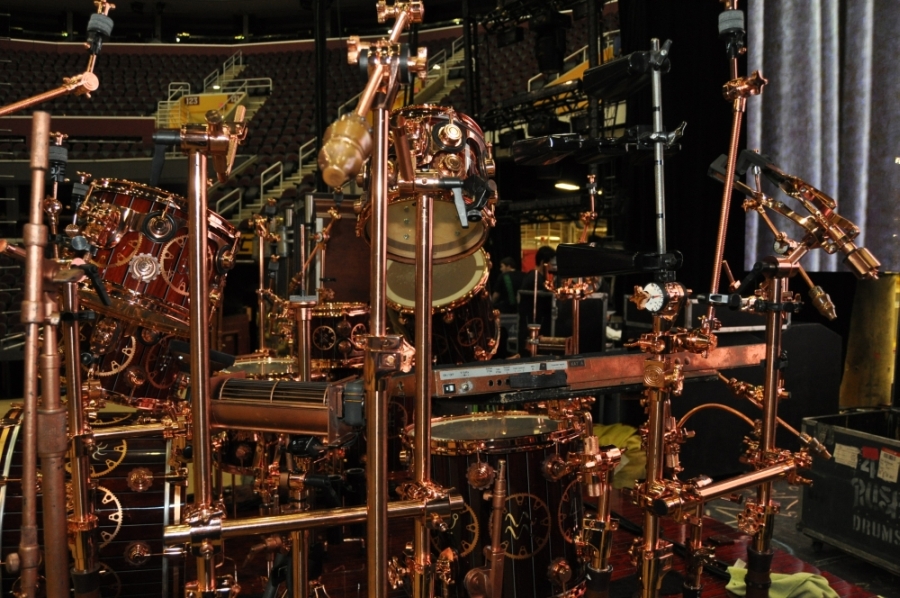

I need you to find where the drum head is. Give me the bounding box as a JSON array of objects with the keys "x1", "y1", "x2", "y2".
[
  {"x1": 409, "y1": 413, "x2": 577, "y2": 455},
  {"x1": 387, "y1": 249, "x2": 488, "y2": 313},
  {"x1": 384, "y1": 197, "x2": 488, "y2": 263}
]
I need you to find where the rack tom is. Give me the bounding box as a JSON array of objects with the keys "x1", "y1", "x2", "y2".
[{"x1": 76, "y1": 179, "x2": 239, "y2": 337}]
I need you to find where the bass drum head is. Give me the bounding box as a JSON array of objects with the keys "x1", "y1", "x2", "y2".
[
  {"x1": 386, "y1": 249, "x2": 488, "y2": 313},
  {"x1": 384, "y1": 197, "x2": 489, "y2": 264}
]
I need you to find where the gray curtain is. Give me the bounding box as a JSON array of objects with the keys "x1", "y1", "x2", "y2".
[{"x1": 746, "y1": 0, "x2": 900, "y2": 272}]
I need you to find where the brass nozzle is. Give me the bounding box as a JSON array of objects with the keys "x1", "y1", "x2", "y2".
[
  {"x1": 808, "y1": 285, "x2": 837, "y2": 320},
  {"x1": 317, "y1": 114, "x2": 372, "y2": 189}
]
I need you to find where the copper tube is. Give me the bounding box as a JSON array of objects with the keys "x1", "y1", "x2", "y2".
[
  {"x1": 678, "y1": 403, "x2": 756, "y2": 429},
  {"x1": 754, "y1": 274, "x2": 784, "y2": 555},
  {"x1": 366, "y1": 104, "x2": 391, "y2": 598},
  {"x1": 352, "y1": 9, "x2": 410, "y2": 120},
  {"x1": 292, "y1": 530, "x2": 309, "y2": 598},
  {"x1": 412, "y1": 193, "x2": 435, "y2": 598},
  {"x1": 489, "y1": 460, "x2": 507, "y2": 598},
  {"x1": 639, "y1": 384, "x2": 667, "y2": 598},
  {"x1": 707, "y1": 97, "x2": 746, "y2": 322},
  {"x1": 295, "y1": 301, "x2": 314, "y2": 382},
  {"x1": 571, "y1": 296, "x2": 580, "y2": 354},
  {"x1": 650, "y1": 39, "x2": 667, "y2": 255},
  {"x1": 165, "y1": 496, "x2": 459, "y2": 544},
  {"x1": 0, "y1": 85, "x2": 72, "y2": 117},
  {"x1": 19, "y1": 110, "x2": 50, "y2": 598},
  {"x1": 393, "y1": 128, "x2": 416, "y2": 183},
  {"x1": 37, "y1": 293, "x2": 69, "y2": 598},
  {"x1": 258, "y1": 230, "x2": 267, "y2": 351},
  {"x1": 0, "y1": 239, "x2": 27, "y2": 260},
  {"x1": 684, "y1": 506, "x2": 704, "y2": 595}
]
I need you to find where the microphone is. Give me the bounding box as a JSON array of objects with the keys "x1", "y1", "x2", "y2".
[{"x1": 317, "y1": 114, "x2": 372, "y2": 189}]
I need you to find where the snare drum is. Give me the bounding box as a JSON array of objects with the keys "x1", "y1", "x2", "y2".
[
  {"x1": 404, "y1": 413, "x2": 585, "y2": 598},
  {"x1": 387, "y1": 249, "x2": 499, "y2": 364},
  {"x1": 0, "y1": 409, "x2": 185, "y2": 597},
  {"x1": 358, "y1": 105, "x2": 496, "y2": 264},
  {"x1": 77, "y1": 179, "x2": 239, "y2": 337}
]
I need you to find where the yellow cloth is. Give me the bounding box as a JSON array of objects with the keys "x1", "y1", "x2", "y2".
[
  {"x1": 593, "y1": 423, "x2": 646, "y2": 489},
  {"x1": 726, "y1": 566, "x2": 839, "y2": 598}
]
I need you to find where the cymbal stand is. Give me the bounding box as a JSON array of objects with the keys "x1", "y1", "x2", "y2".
[
  {"x1": 705, "y1": 0, "x2": 766, "y2": 328},
  {"x1": 160, "y1": 107, "x2": 246, "y2": 598},
  {"x1": 0, "y1": 1, "x2": 114, "y2": 117},
  {"x1": 318, "y1": 3, "x2": 428, "y2": 598}
]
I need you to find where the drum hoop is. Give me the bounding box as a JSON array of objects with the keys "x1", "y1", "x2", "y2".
[
  {"x1": 387, "y1": 249, "x2": 491, "y2": 314},
  {"x1": 404, "y1": 412, "x2": 579, "y2": 456},
  {"x1": 357, "y1": 195, "x2": 492, "y2": 266},
  {"x1": 312, "y1": 302, "x2": 369, "y2": 318}
]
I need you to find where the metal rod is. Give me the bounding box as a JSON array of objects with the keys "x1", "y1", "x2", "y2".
[
  {"x1": 291, "y1": 530, "x2": 309, "y2": 598},
  {"x1": 0, "y1": 85, "x2": 72, "y2": 117},
  {"x1": 639, "y1": 385, "x2": 667, "y2": 598},
  {"x1": 166, "y1": 497, "x2": 458, "y2": 544},
  {"x1": 19, "y1": 110, "x2": 50, "y2": 598},
  {"x1": 650, "y1": 38, "x2": 667, "y2": 256},
  {"x1": 683, "y1": 506, "x2": 704, "y2": 596},
  {"x1": 365, "y1": 103, "x2": 391, "y2": 598},
  {"x1": 37, "y1": 293, "x2": 69, "y2": 598},
  {"x1": 571, "y1": 297, "x2": 580, "y2": 354},
  {"x1": 295, "y1": 300, "x2": 314, "y2": 382},
  {"x1": 412, "y1": 193, "x2": 435, "y2": 598},
  {"x1": 258, "y1": 228, "x2": 267, "y2": 351},
  {"x1": 707, "y1": 97, "x2": 746, "y2": 322},
  {"x1": 61, "y1": 281, "x2": 99, "y2": 597}
]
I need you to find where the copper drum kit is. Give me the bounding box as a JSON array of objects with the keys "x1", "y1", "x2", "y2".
[{"x1": 0, "y1": 1, "x2": 886, "y2": 598}]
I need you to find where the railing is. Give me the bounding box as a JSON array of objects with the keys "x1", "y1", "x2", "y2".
[
  {"x1": 221, "y1": 77, "x2": 273, "y2": 96},
  {"x1": 297, "y1": 137, "x2": 318, "y2": 175},
  {"x1": 204, "y1": 50, "x2": 244, "y2": 92},
  {"x1": 156, "y1": 82, "x2": 191, "y2": 129},
  {"x1": 215, "y1": 187, "x2": 244, "y2": 220},
  {"x1": 208, "y1": 156, "x2": 258, "y2": 193},
  {"x1": 527, "y1": 43, "x2": 596, "y2": 92},
  {"x1": 259, "y1": 161, "x2": 283, "y2": 199}
]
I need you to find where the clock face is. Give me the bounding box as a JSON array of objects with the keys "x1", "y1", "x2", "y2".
[{"x1": 642, "y1": 282, "x2": 666, "y2": 313}]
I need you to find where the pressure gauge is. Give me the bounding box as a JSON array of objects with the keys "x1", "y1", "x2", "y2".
[{"x1": 641, "y1": 282, "x2": 667, "y2": 313}]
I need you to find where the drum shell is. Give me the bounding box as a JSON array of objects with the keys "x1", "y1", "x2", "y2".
[
  {"x1": 405, "y1": 413, "x2": 585, "y2": 598},
  {"x1": 0, "y1": 410, "x2": 184, "y2": 597},
  {"x1": 77, "y1": 179, "x2": 239, "y2": 338}
]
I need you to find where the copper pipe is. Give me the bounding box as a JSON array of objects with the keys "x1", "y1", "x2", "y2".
[
  {"x1": 0, "y1": 85, "x2": 74, "y2": 117},
  {"x1": 366, "y1": 104, "x2": 391, "y2": 598},
  {"x1": 753, "y1": 274, "x2": 784, "y2": 556},
  {"x1": 186, "y1": 148, "x2": 219, "y2": 595},
  {"x1": 37, "y1": 293, "x2": 69, "y2": 598},
  {"x1": 639, "y1": 384, "x2": 668, "y2": 598},
  {"x1": 707, "y1": 96, "x2": 746, "y2": 322},
  {"x1": 61, "y1": 281, "x2": 99, "y2": 597},
  {"x1": 488, "y1": 460, "x2": 507, "y2": 598},
  {"x1": 294, "y1": 529, "x2": 309, "y2": 595},
  {"x1": 571, "y1": 296, "x2": 580, "y2": 354},
  {"x1": 412, "y1": 193, "x2": 435, "y2": 598},
  {"x1": 166, "y1": 496, "x2": 460, "y2": 544},
  {"x1": 678, "y1": 403, "x2": 756, "y2": 429},
  {"x1": 650, "y1": 38, "x2": 667, "y2": 255},
  {"x1": 294, "y1": 300, "x2": 315, "y2": 382},
  {"x1": 0, "y1": 239, "x2": 26, "y2": 260},
  {"x1": 353, "y1": 9, "x2": 410, "y2": 120},
  {"x1": 258, "y1": 229, "x2": 267, "y2": 351},
  {"x1": 18, "y1": 110, "x2": 50, "y2": 598},
  {"x1": 683, "y1": 506, "x2": 704, "y2": 596}
]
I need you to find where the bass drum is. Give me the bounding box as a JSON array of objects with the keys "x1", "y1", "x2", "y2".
[
  {"x1": 404, "y1": 413, "x2": 585, "y2": 598},
  {"x1": 387, "y1": 249, "x2": 499, "y2": 364},
  {"x1": 76, "y1": 178, "x2": 239, "y2": 338},
  {"x1": 0, "y1": 409, "x2": 186, "y2": 597}
]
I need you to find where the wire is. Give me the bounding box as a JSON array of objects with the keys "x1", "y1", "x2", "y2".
[{"x1": 678, "y1": 403, "x2": 756, "y2": 429}]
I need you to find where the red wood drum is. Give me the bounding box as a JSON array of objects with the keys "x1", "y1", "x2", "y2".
[
  {"x1": 76, "y1": 179, "x2": 239, "y2": 338},
  {"x1": 404, "y1": 413, "x2": 586, "y2": 598},
  {"x1": 0, "y1": 409, "x2": 185, "y2": 597}
]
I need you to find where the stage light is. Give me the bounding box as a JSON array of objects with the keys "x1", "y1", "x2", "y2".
[{"x1": 555, "y1": 182, "x2": 580, "y2": 191}]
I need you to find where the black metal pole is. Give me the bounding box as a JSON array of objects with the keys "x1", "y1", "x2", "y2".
[
  {"x1": 461, "y1": 0, "x2": 476, "y2": 116},
  {"x1": 314, "y1": 0, "x2": 329, "y2": 191}
]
